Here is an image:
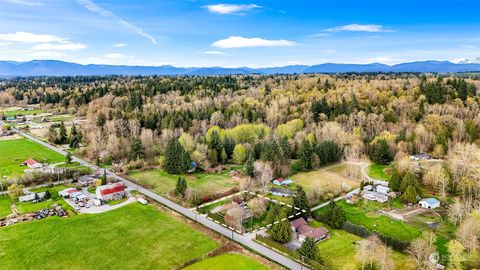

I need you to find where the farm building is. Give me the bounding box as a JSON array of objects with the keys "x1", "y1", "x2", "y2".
[
  {"x1": 59, "y1": 188, "x2": 80, "y2": 198},
  {"x1": 19, "y1": 192, "x2": 46, "y2": 202},
  {"x1": 22, "y1": 158, "x2": 42, "y2": 169},
  {"x1": 291, "y1": 217, "x2": 329, "y2": 242},
  {"x1": 96, "y1": 182, "x2": 125, "y2": 201},
  {"x1": 270, "y1": 187, "x2": 293, "y2": 197},
  {"x1": 419, "y1": 198, "x2": 440, "y2": 209},
  {"x1": 410, "y1": 153, "x2": 431, "y2": 161},
  {"x1": 361, "y1": 184, "x2": 391, "y2": 203}
]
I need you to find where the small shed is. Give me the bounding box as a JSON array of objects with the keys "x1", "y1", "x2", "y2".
[
  {"x1": 273, "y1": 178, "x2": 294, "y2": 186},
  {"x1": 419, "y1": 198, "x2": 440, "y2": 209}
]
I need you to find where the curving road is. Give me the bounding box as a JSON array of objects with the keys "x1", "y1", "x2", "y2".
[{"x1": 4, "y1": 122, "x2": 309, "y2": 270}]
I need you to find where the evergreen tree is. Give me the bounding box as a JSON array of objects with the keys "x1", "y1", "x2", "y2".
[
  {"x1": 244, "y1": 154, "x2": 255, "y2": 177},
  {"x1": 279, "y1": 136, "x2": 292, "y2": 160},
  {"x1": 208, "y1": 130, "x2": 223, "y2": 162},
  {"x1": 315, "y1": 140, "x2": 342, "y2": 165},
  {"x1": 311, "y1": 100, "x2": 322, "y2": 122},
  {"x1": 271, "y1": 214, "x2": 292, "y2": 243},
  {"x1": 388, "y1": 169, "x2": 402, "y2": 192},
  {"x1": 65, "y1": 152, "x2": 72, "y2": 164},
  {"x1": 58, "y1": 121, "x2": 67, "y2": 144},
  {"x1": 293, "y1": 185, "x2": 310, "y2": 217},
  {"x1": 175, "y1": 177, "x2": 188, "y2": 197},
  {"x1": 298, "y1": 139, "x2": 314, "y2": 171},
  {"x1": 265, "y1": 204, "x2": 281, "y2": 225},
  {"x1": 164, "y1": 138, "x2": 191, "y2": 174},
  {"x1": 101, "y1": 169, "x2": 107, "y2": 185},
  {"x1": 402, "y1": 185, "x2": 418, "y2": 203},
  {"x1": 129, "y1": 138, "x2": 145, "y2": 160},
  {"x1": 370, "y1": 139, "x2": 393, "y2": 165},
  {"x1": 297, "y1": 237, "x2": 320, "y2": 262},
  {"x1": 319, "y1": 200, "x2": 346, "y2": 229},
  {"x1": 400, "y1": 171, "x2": 419, "y2": 193},
  {"x1": 69, "y1": 124, "x2": 81, "y2": 148},
  {"x1": 47, "y1": 124, "x2": 57, "y2": 143}
]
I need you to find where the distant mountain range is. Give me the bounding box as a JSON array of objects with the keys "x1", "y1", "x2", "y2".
[{"x1": 1, "y1": 60, "x2": 480, "y2": 76}]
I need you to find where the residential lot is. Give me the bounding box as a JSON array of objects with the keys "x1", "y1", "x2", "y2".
[
  {"x1": 312, "y1": 220, "x2": 416, "y2": 270},
  {"x1": 289, "y1": 166, "x2": 361, "y2": 204},
  {"x1": 129, "y1": 167, "x2": 243, "y2": 203},
  {"x1": 0, "y1": 137, "x2": 65, "y2": 177},
  {"x1": 315, "y1": 200, "x2": 422, "y2": 242},
  {"x1": 184, "y1": 253, "x2": 271, "y2": 270},
  {"x1": 0, "y1": 204, "x2": 220, "y2": 270}
]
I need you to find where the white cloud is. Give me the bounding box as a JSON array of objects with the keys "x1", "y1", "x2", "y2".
[
  {"x1": 113, "y1": 43, "x2": 127, "y2": 47},
  {"x1": 322, "y1": 49, "x2": 336, "y2": 54},
  {"x1": 5, "y1": 0, "x2": 43, "y2": 6},
  {"x1": 204, "y1": 4, "x2": 260, "y2": 15},
  {"x1": 212, "y1": 36, "x2": 295, "y2": 48},
  {"x1": 76, "y1": 0, "x2": 157, "y2": 45},
  {"x1": 203, "y1": 51, "x2": 225, "y2": 55},
  {"x1": 31, "y1": 42, "x2": 86, "y2": 51},
  {"x1": 325, "y1": 24, "x2": 386, "y2": 33},
  {"x1": 104, "y1": 53, "x2": 125, "y2": 59},
  {"x1": 0, "y1": 32, "x2": 65, "y2": 43}
]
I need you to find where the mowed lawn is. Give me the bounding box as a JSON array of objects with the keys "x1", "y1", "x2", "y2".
[
  {"x1": 129, "y1": 168, "x2": 241, "y2": 198},
  {"x1": 0, "y1": 204, "x2": 219, "y2": 270},
  {"x1": 367, "y1": 164, "x2": 390, "y2": 181},
  {"x1": 0, "y1": 195, "x2": 13, "y2": 218},
  {"x1": 0, "y1": 138, "x2": 65, "y2": 177},
  {"x1": 184, "y1": 254, "x2": 270, "y2": 270},
  {"x1": 1, "y1": 109, "x2": 45, "y2": 117},
  {"x1": 315, "y1": 200, "x2": 421, "y2": 242},
  {"x1": 290, "y1": 168, "x2": 360, "y2": 196}
]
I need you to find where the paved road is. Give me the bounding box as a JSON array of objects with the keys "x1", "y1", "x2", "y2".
[{"x1": 5, "y1": 123, "x2": 309, "y2": 270}]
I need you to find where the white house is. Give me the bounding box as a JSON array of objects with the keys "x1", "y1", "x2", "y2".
[
  {"x1": 419, "y1": 198, "x2": 440, "y2": 209},
  {"x1": 362, "y1": 191, "x2": 388, "y2": 203},
  {"x1": 22, "y1": 158, "x2": 42, "y2": 169},
  {"x1": 376, "y1": 185, "x2": 390, "y2": 194}
]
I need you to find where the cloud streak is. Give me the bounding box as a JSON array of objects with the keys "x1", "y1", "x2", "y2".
[
  {"x1": 204, "y1": 4, "x2": 260, "y2": 15},
  {"x1": 325, "y1": 24, "x2": 386, "y2": 33},
  {"x1": 5, "y1": 0, "x2": 43, "y2": 6},
  {"x1": 212, "y1": 36, "x2": 295, "y2": 48},
  {"x1": 0, "y1": 32, "x2": 65, "y2": 43},
  {"x1": 76, "y1": 0, "x2": 157, "y2": 45}
]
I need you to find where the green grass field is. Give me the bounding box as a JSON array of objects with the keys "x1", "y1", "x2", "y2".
[
  {"x1": 129, "y1": 168, "x2": 241, "y2": 199},
  {"x1": 367, "y1": 164, "x2": 390, "y2": 181},
  {"x1": 0, "y1": 138, "x2": 65, "y2": 177},
  {"x1": 1, "y1": 109, "x2": 45, "y2": 117},
  {"x1": 184, "y1": 254, "x2": 270, "y2": 270},
  {"x1": 0, "y1": 195, "x2": 13, "y2": 218},
  {"x1": 315, "y1": 200, "x2": 422, "y2": 241},
  {"x1": 311, "y1": 220, "x2": 415, "y2": 270},
  {"x1": 0, "y1": 204, "x2": 219, "y2": 270}
]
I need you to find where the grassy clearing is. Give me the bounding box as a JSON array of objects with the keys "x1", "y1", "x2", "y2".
[
  {"x1": 184, "y1": 254, "x2": 270, "y2": 270},
  {"x1": 1, "y1": 109, "x2": 45, "y2": 117},
  {"x1": 311, "y1": 220, "x2": 415, "y2": 270},
  {"x1": 367, "y1": 164, "x2": 390, "y2": 181},
  {"x1": 0, "y1": 195, "x2": 13, "y2": 218},
  {"x1": 290, "y1": 168, "x2": 360, "y2": 197},
  {"x1": 0, "y1": 138, "x2": 65, "y2": 177},
  {"x1": 0, "y1": 204, "x2": 219, "y2": 270},
  {"x1": 315, "y1": 200, "x2": 422, "y2": 242},
  {"x1": 106, "y1": 197, "x2": 129, "y2": 206},
  {"x1": 129, "y1": 168, "x2": 241, "y2": 199}
]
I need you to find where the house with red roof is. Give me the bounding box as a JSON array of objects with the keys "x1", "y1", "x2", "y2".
[
  {"x1": 291, "y1": 217, "x2": 329, "y2": 242},
  {"x1": 22, "y1": 158, "x2": 42, "y2": 169},
  {"x1": 96, "y1": 182, "x2": 125, "y2": 201}
]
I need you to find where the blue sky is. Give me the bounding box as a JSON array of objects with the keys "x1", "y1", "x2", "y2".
[{"x1": 0, "y1": 0, "x2": 479, "y2": 67}]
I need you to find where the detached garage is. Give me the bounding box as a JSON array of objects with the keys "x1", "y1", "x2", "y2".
[{"x1": 419, "y1": 198, "x2": 440, "y2": 209}]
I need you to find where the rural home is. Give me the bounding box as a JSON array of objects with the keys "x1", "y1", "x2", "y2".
[
  {"x1": 419, "y1": 198, "x2": 440, "y2": 209},
  {"x1": 270, "y1": 187, "x2": 294, "y2": 197},
  {"x1": 272, "y1": 178, "x2": 294, "y2": 186},
  {"x1": 361, "y1": 184, "x2": 391, "y2": 203},
  {"x1": 96, "y1": 182, "x2": 125, "y2": 201},
  {"x1": 291, "y1": 217, "x2": 329, "y2": 242},
  {"x1": 19, "y1": 192, "x2": 46, "y2": 203},
  {"x1": 410, "y1": 153, "x2": 431, "y2": 161},
  {"x1": 22, "y1": 158, "x2": 43, "y2": 169}
]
